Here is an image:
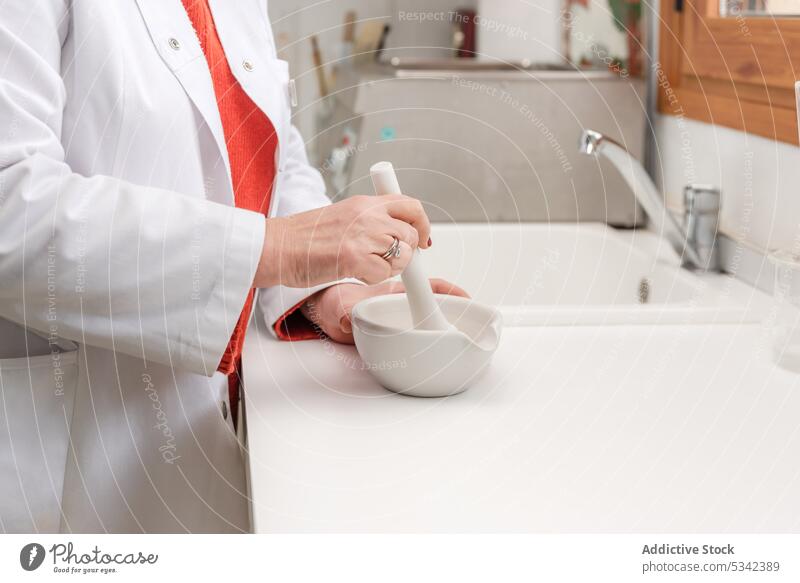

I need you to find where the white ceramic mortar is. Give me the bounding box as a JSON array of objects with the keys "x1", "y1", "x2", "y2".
[
  {"x1": 350, "y1": 161, "x2": 503, "y2": 397},
  {"x1": 351, "y1": 293, "x2": 502, "y2": 397}
]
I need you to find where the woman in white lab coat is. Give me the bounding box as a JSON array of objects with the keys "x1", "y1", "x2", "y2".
[{"x1": 0, "y1": 1, "x2": 463, "y2": 533}]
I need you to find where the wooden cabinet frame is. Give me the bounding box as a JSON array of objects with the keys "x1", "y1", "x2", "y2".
[{"x1": 658, "y1": 0, "x2": 800, "y2": 143}]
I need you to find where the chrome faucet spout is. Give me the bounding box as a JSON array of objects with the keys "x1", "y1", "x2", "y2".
[
  {"x1": 578, "y1": 129, "x2": 606, "y2": 156},
  {"x1": 578, "y1": 129, "x2": 710, "y2": 270}
]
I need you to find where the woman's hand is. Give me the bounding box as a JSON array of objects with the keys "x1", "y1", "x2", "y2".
[
  {"x1": 301, "y1": 279, "x2": 469, "y2": 344},
  {"x1": 254, "y1": 195, "x2": 431, "y2": 289}
]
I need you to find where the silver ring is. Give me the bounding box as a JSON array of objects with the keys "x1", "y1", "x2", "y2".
[{"x1": 380, "y1": 237, "x2": 401, "y2": 261}]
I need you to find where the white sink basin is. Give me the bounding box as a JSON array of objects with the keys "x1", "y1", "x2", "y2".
[{"x1": 421, "y1": 223, "x2": 768, "y2": 325}]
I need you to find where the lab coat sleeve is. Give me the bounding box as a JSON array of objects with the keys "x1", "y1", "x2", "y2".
[
  {"x1": 256, "y1": 125, "x2": 361, "y2": 336},
  {"x1": 0, "y1": 2, "x2": 264, "y2": 376}
]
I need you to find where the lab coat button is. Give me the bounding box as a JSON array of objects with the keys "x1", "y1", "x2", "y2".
[
  {"x1": 168, "y1": 37, "x2": 181, "y2": 51},
  {"x1": 221, "y1": 400, "x2": 228, "y2": 420},
  {"x1": 242, "y1": 60, "x2": 255, "y2": 72}
]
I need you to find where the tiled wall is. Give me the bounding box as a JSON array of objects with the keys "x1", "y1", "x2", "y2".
[{"x1": 656, "y1": 114, "x2": 800, "y2": 256}]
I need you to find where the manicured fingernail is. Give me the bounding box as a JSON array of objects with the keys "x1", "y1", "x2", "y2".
[
  {"x1": 340, "y1": 316, "x2": 352, "y2": 334},
  {"x1": 427, "y1": 237, "x2": 432, "y2": 247}
]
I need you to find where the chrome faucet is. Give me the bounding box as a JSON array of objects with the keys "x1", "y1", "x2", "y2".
[{"x1": 579, "y1": 129, "x2": 721, "y2": 272}]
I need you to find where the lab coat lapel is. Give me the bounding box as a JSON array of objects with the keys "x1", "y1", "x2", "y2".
[
  {"x1": 207, "y1": 0, "x2": 291, "y2": 166},
  {"x1": 207, "y1": 0, "x2": 286, "y2": 123},
  {"x1": 133, "y1": 0, "x2": 235, "y2": 206}
]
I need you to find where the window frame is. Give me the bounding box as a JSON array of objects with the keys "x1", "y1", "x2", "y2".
[{"x1": 657, "y1": 0, "x2": 800, "y2": 144}]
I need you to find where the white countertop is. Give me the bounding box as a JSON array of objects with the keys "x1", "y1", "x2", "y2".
[{"x1": 243, "y1": 321, "x2": 800, "y2": 533}]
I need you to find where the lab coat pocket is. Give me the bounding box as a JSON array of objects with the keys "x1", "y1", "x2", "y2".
[
  {"x1": 257, "y1": 58, "x2": 294, "y2": 216},
  {"x1": 0, "y1": 337, "x2": 78, "y2": 533},
  {"x1": 251, "y1": 58, "x2": 292, "y2": 140},
  {"x1": 268, "y1": 58, "x2": 298, "y2": 108}
]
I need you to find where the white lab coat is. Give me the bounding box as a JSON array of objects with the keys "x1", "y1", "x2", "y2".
[{"x1": 0, "y1": 0, "x2": 333, "y2": 533}]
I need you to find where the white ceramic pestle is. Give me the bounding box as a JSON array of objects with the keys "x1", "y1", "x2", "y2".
[{"x1": 369, "y1": 161, "x2": 453, "y2": 331}]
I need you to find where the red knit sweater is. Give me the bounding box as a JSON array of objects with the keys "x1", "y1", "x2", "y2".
[{"x1": 182, "y1": 0, "x2": 316, "y2": 415}]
